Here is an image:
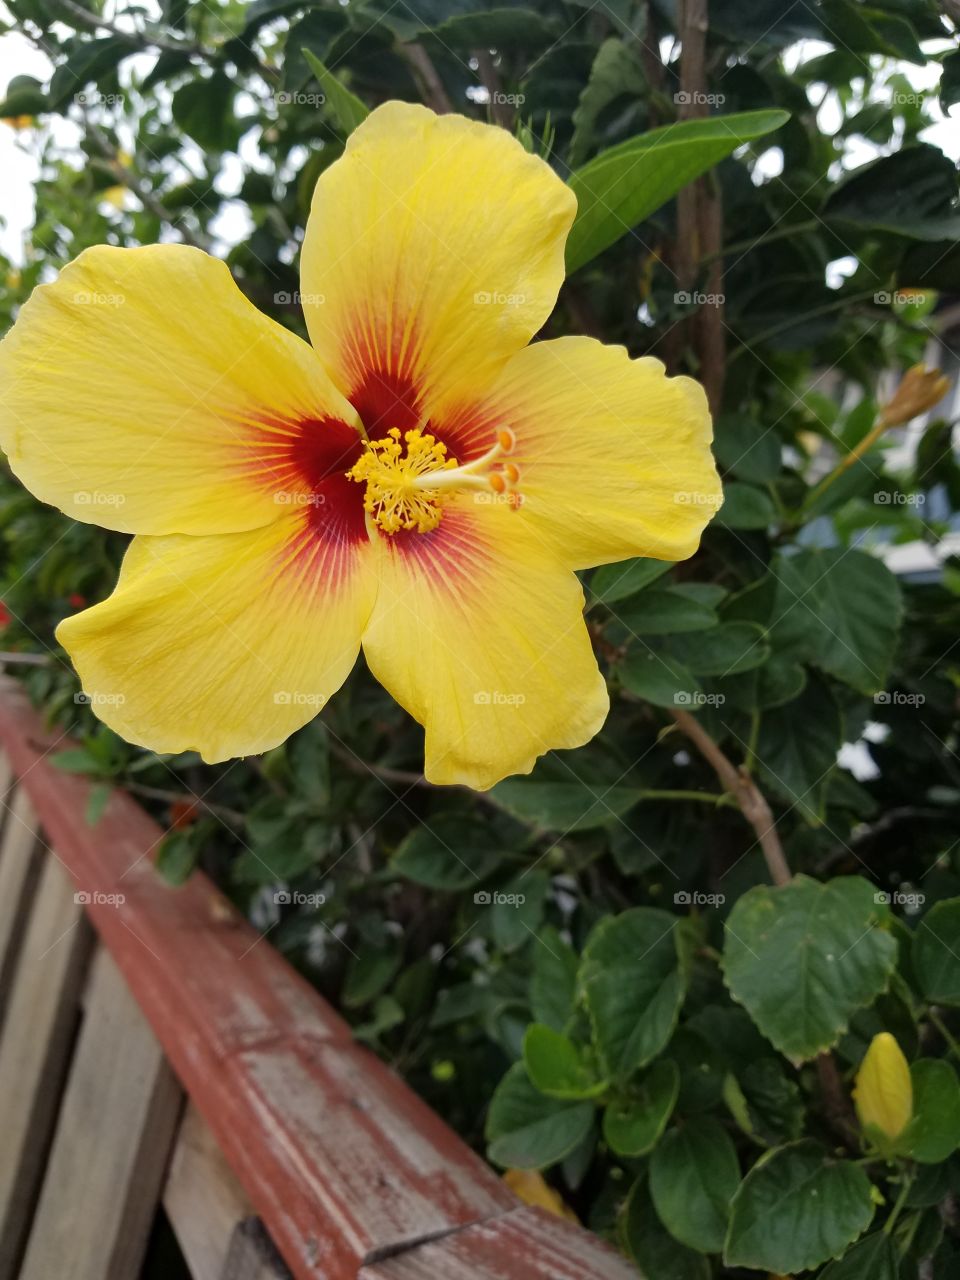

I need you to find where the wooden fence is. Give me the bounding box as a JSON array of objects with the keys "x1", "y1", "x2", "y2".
[{"x1": 0, "y1": 675, "x2": 635, "y2": 1279}]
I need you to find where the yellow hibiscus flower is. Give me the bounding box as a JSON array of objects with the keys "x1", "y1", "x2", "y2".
[{"x1": 0, "y1": 102, "x2": 721, "y2": 789}]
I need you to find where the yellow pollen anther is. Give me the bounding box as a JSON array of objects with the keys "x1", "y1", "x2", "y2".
[{"x1": 346, "y1": 424, "x2": 523, "y2": 536}]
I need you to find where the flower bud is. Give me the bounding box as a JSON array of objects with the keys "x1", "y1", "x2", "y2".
[
  {"x1": 879, "y1": 364, "x2": 950, "y2": 429},
  {"x1": 853, "y1": 1032, "x2": 913, "y2": 1141}
]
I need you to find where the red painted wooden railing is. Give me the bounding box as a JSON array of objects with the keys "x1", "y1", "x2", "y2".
[{"x1": 0, "y1": 677, "x2": 636, "y2": 1280}]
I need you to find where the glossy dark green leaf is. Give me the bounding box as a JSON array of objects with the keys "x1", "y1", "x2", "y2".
[
  {"x1": 650, "y1": 1118, "x2": 741, "y2": 1252},
  {"x1": 723, "y1": 876, "x2": 898, "y2": 1062},
  {"x1": 566, "y1": 110, "x2": 789, "y2": 273},
  {"x1": 724, "y1": 1141, "x2": 875, "y2": 1272},
  {"x1": 485, "y1": 1062, "x2": 595, "y2": 1169}
]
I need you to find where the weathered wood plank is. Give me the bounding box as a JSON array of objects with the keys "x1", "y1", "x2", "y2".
[
  {"x1": 0, "y1": 754, "x2": 14, "y2": 841},
  {"x1": 164, "y1": 1104, "x2": 287, "y2": 1280},
  {"x1": 358, "y1": 1205, "x2": 640, "y2": 1280},
  {"x1": 19, "y1": 948, "x2": 183, "y2": 1280},
  {"x1": 0, "y1": 855, "x2": 93, "y2": 1280},
  {"x1": 0, "y1": 787, "x2": 44, "y2": 1024},
  {"x1": 0, "y1": 680, "x2": 639, "y2": 1280},
  {"x1": 219, "y1": 1040, "x2": 515, "y2": 1280}
]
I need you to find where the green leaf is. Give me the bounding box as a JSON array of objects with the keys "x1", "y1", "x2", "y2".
[
  {"x1": 485, "y1": 1062, "x2": 594, "y2": 1169},
  {"x1": 48, "y1": 36, "x2": 129, "y2": 111},
  {"x1": 171, "y1": 72, "x2": 238, "y2": 151},
  {"x1": 724, "y1": 1141, "x2": 875, "y2": 1273},
  {"x1": 523, "y1": 1024, "x2": 607, "y2": 1100},
  {"x1": 754, "y1": 677, "x2": 843, "y2": 824},
  {"x1": 391, "y1": 814, "x2": 504, "y2": 890},
  {"x1": 155, "y1": 830, "x2": 198, "y2": 886},
  {"x1": 530, "y1": 926, "x2": 579, "y2": 1032},
  {"x1": 427, "y1": 8, "x2": 555, "y2": 49},
  {"x1": 565, "y1": 109, "x2": 790, "y2": 273},
  {"x1": 301, "y1": 49, "x2": 369, "y2": 135},
  {"x1": 491, "y1": 759, "x2": 643, "y2": 832},
  {"x1": 769, "y1": 549, "x2": 903, "y2": 695},
  {"x1": 715, "y1": 481, "x2": 776, "y2": 530},
  {"x1": 723, "y1": 1059, "x2": 805, "y2": 1147},
  {"x1": 819, "y1": 1232, "x2": 898, "y2": 1280},
  {"x1": 824, "y1": 144, "x2": 960, "y2": 241},
  {"x1": 913, "y1": 899, "x2": 960, "y2": 1004},
  {"x1": 490, "y1": 868, "x2": 550, "y2": 951},
  {"x1": 650, "y1": 1118, "x2": 741, "y2": 1253},
  {"x1": 900, "y1": 1059, "x2": 960, "y2": 1163},
  {"x1": 50, "y1": 746, "x2": 102, "y2": 776},
  {"x1": 0, "y1": 84, "x2": 48, "y2": 117},
  {"x1": 342, "y1": 939, "x2": 403, "y2": 1008},
  {"x1": 713, "y1": 415, "x2": 782, "y2": 484},
  {"x1": 669, "y1": 621, "x2": 770, "y2": 676},
  {"x1": 618, "y1": 648, "x2": 701, "y2": 709},
  {"x1": 942, "y1": 49, "x2": 960, "y2": 111},
  {"x1": 590, "y1": 556, "x2": 672, "y2": 605},
  {"x1": 621, "y1": 1177, "x2": 711, "y2": 1280},
  {"x1": 603, "y1": 1059, "x2": 679, "y2": 1157},
  {"x1": 616, "y1": 589, "x2": 719, "y2": 635},
  {"x1": 723, "y1": 875, "x2": 898, "y2": 1062},
  {"x1": 569, "y1": 37, "x2": 646, "y2": 167},
  {"x1": 84, "y1": 782, "x2": 111, "y2": 827},
  {"x1": 579, "y1": 909, "x2": 689, "y2": 1079}
]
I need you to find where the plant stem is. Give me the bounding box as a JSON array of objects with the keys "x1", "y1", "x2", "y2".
[
  {"x1": 805, "y1": 414, "x2": 885, "y2": 505},
  {"x1": 669, "y1": 707, "x2": 792, "y2": 886},
  {"x1": 929, "y1": 1009, "x2": 960, "y2": 1063},
  {"x1": 884, "y1": 1169, "x2": 915, "y2": 1236}
]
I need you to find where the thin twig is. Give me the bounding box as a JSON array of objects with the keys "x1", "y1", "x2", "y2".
[
  {"x1": 669, "y1": 706, "x2": 792, "y2": 886},
  {"x1": 399, "y1": 43, "x2": 454, "y2": 114}
]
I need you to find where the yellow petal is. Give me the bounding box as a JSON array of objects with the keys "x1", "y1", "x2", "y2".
[
  {"x1": 453, "y1": 336, "x2": 722, "y2": 570},
  {"x1": 853, "y1": 1032, "x2": 913, "y2": 1141},
  {"x1": 502, "y1": 1168, "x2": 579, "y2": 1222},
  {"x1": 361, "y1": 500, "x2": 608, "y2": 789},
  {"x1": 0, "y1": 244, "x2": 359, "y2": 535},
  {"x1": 56, "y1": 512, "x2": 376, "y2": 761},
  {"x1": 300, "y1": 101, "x2": 576, "y2": 431}
]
